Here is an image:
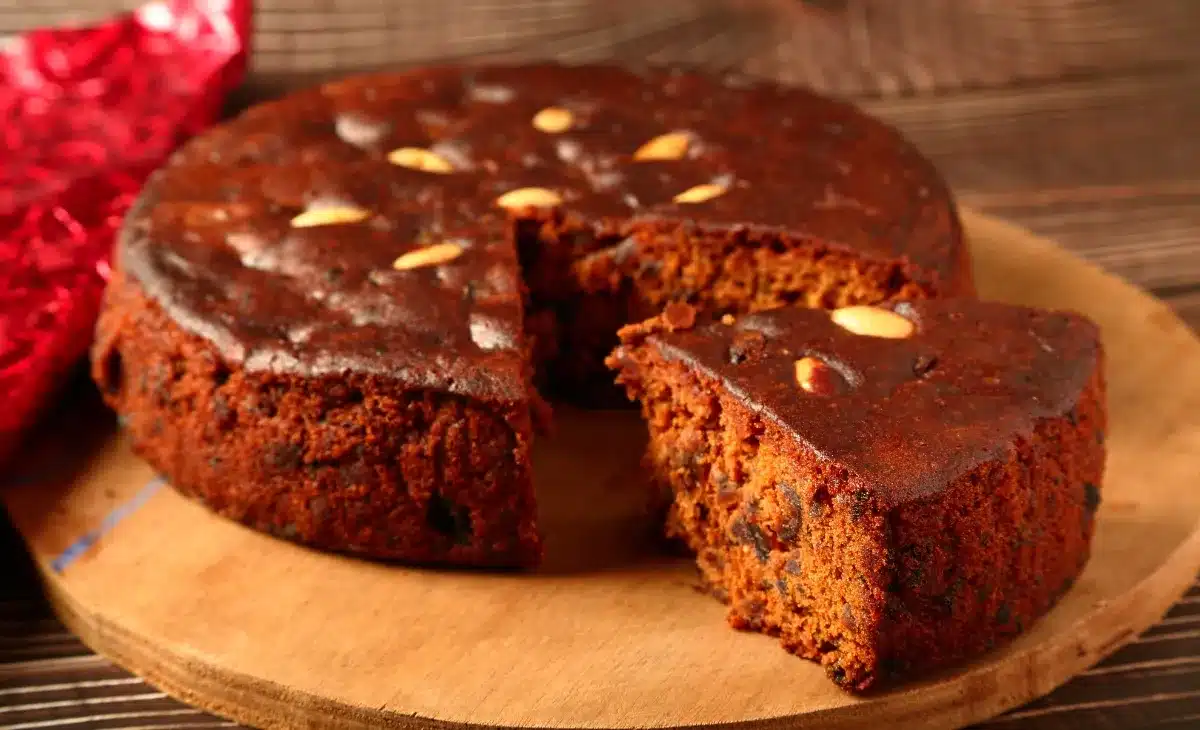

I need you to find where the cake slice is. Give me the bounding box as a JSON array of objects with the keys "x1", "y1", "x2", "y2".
[{"x1": 607, "y1": 300, "x2": 1106, "y2": 690}]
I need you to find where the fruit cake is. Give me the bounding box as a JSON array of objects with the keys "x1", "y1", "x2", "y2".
[
  {"x1": 607, "y1": 300, "x2": 1106, "y2": 690},
  {"x1": 91, "y1": 63, "x2": 970, "y2": 567}
]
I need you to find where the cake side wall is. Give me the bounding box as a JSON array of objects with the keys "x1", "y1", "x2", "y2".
[
  {"x1": 91, "y1": 272, "x2": 541, "y2": 568},
  {"x1": 877, "y1": 361, "x2": 1107, "y2": 676}
]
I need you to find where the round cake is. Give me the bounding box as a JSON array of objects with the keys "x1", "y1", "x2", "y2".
[{"x1": 91, "y1": 63, "x2": 971, "y2": 568}]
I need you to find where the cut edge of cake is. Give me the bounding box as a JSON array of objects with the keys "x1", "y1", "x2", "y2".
[{"x1": 527, "y1": 211, "x2": 970, "y2": 404}]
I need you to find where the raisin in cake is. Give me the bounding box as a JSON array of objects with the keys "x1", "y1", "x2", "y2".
[
  {"x1": 91, "y1": 63, "x2": 970, "y2": 567},
  {"x1": 608, "y1": 300, "x2": 1105, "y2": 689}
]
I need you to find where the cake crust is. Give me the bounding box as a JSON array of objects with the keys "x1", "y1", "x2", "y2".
[
  {"x1": 608, "y1": 300, "x2": 1106, "y2": 690},
  {"x1": 94, "y1": 62, "x2": 971, "y2": 566}
]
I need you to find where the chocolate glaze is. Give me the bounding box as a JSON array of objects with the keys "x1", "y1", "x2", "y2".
[
  {"x1": 632, "y1": 300, "x2": 1101, "y2": 505},
  {"x1": 120, "y1": 63, "x2": 965, "y2": 403}
]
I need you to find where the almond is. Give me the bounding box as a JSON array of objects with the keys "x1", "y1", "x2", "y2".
[
  {"x1": 290, "y1": 206, "x2": 371, "y2": 228},
  {"x1": 387, "y1": 146, "x2": 455, "y2": 174},
  {"x1": 532, "y1": 107, "x2": 574, "y2": 134},
  {"x1": 633, "y1": 131, "x2": 691, "y2": 161},
  {"x1": 794, "y1": 357, "x2": 850, "y2": 395},
  {"x1": 794, "y1": 357, "x2": 825, "y2": 393},
  {"x1": 495, "y1": 187, "x2": 563, "y2": 210},
  {"x1": 392, "y1": 242, "x2": 464, "y2": 271},
  {"x1": 673, "y1": 182, "x2": 727, "y2": 204},
  {"x1": 830, "y1": 306, "x2": 915, "y2": 339}
]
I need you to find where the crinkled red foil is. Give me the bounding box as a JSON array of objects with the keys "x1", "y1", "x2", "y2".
[{"x1": 0, "y1": 0, "x2": 250, "y2": 467}]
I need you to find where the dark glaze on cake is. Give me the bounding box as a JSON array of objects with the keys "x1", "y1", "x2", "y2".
[
  {"x1": 608, "y1": 300, "x2": 1105, "y2": 689},
  {"x1": 122, "y1": 63, "x2": 967, "y2": 401},
  {"x1": 95, "y1": 63, "x2": 971, "y2": 567},
  {"x1": 646, "y1": 300, "x2": 1101, "y2": 505}
]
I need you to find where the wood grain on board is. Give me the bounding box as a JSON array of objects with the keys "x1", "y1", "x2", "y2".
[{"x1": 1, "y1": 5, "x2": 1200, "y2": 727}]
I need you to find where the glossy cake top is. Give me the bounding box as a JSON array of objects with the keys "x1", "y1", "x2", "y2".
[
  {"x1": 616, "y1": 299, "x2": 1102, "y2": 504},
  {"x1": 120, "y1": 63, "x2": 963, "y2": 401}
]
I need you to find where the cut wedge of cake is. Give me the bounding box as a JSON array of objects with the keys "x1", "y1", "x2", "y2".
[{"x1": 608, "y1": 300, "x2": 1106, "y2": 690}]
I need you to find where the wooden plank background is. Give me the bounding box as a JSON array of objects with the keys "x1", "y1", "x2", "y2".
[{"x1": 2, "y1": 1, "x2": 1199, "y2": 728}]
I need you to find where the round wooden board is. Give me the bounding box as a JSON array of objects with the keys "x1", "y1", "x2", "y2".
[{"x1": 5, "y1": 209, "x2": 1200, "y2": 730}]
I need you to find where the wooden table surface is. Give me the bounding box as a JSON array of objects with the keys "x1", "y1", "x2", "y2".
[{"x1": 2, "y1": 63, "x2": 1199, "y2": 730}]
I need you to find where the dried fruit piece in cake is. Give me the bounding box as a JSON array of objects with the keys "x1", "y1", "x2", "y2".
[{"x1": 608, "y1": 300, "x2": 1106, "y2": 690}]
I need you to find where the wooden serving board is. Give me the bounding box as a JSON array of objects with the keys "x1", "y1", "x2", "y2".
[{"x1": 4, "y1": 210, "x2": 1200, "y2": 730}]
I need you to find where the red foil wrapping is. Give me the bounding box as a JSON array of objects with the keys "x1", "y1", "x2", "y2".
[{"x1": 0, "y1": 1, "x2": 250, "y2": 466}]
